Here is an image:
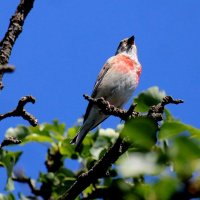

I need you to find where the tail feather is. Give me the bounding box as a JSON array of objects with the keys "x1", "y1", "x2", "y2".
[{"x1": 70, "y1": 128, "x2": 89, "y2": 151}]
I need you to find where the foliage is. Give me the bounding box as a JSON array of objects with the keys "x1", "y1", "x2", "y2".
[{"x1": 1, "y1": 87, "x2": 200, "y2": 200}]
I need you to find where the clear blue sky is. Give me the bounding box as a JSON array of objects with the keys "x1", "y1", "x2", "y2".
[{"x1": 0, "y1": 0, "x2": 200, "y2": 196}]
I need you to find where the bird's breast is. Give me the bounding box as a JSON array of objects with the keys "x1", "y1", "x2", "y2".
[
  {"x1": 112, "y1": 54, "x2": 142, "y2": 84},
  {"x1": 113, "y1": 54, "x2": 136, "y2": 73}
]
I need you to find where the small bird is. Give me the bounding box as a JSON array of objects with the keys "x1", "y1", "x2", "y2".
[{"x1": 71, "y1": 36, "x2": 142, "y2": 149}]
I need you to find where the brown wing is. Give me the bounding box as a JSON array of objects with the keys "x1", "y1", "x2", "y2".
[{"x1": 83, "y1": 61, "x2": 112, "y2": 123}]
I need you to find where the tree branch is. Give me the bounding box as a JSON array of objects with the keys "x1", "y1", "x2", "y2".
[
  {"x1": 0, "y1": 136, "x2": 21, "y2": 149},
  {"x1": 83, "y1": 94, "x2": 139, "y2": 121},
  {"x1": 0, "y1": 0, "x2": 35, "y2": 89},
  {"x1": 59, "y1": 137, "x2": 130, "y2": 200},
  {"x1": 0, "y1": 96, "x2": 38, "y2": 126},
  {"x1": 12, "y1": 175, "x2": 41, "y2": 196},
  {"x1": 59, "y1": 95, "x2": 183, "y2": 200}
]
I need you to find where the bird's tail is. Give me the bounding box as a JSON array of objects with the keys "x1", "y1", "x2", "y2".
[{"x1": 70, "y1": 127, "x2": 89, "y2": 151}]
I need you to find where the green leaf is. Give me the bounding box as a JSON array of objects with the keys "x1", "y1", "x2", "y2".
[
  {"x1": 67, "y1": 127, "x2": 79, "y2": 139},
  {"x1": 6, "y1": 178, "x2": 14, "y2": 191},
  {"x1": 5, "y1": 124, "x2": 54, "y2": 144},
  {"x1": 121, "y1": 117, "x2": 157, "y2": 150},
  {"x1": 23, "y1": 134, "x2": 53, "y2": 143},
  {"x1": 170, "y1": 136, "x2": 200, "y2": 175},
  {"x1": 39, "y1": 172, "x2": 59, "y2": 185},
  {"x1": 0, "y1": 193, "x2": 15, "y2": 200},
  {"x1": 59, "y1": 139, "x2": 76, "y2": 158},
  {"x1": 153, "y1": 178, "x2": 178, "y2": 200},
  {"x1": 0, "y1": 150, "x2": 22, "y2": 191},
  {"x1": 134, "y1": 86, "x2": 166, "y2": 112},
  {"x1": 38, "y1": 120, "x2": 66, "y2": 140},
  {"x1": 159, "y1": 120, "x2": 200, "y2": 140},
  {"x1": 56, "y1": 167, "x2": 75, "y2": 178}
]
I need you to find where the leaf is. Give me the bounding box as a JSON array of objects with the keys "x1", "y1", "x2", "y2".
[
  {"x1": 6, "y1": 178, "x2": 14, "y2": 191},
  {"x1": 134, "y1": 86, "x2": 166, "y2": 112},
  {"x1": 39, "y1": 120, "x2": 66, "y2": 140},
  {"x1": 0, "y1": 150, "x2": 22, "y2": 191},
  {"x1": 121, "y1": 117, "x2": 157, "y2": 150},
  {"x1": 153, "y1": 178, "x2": 178, "y2": 200},
  {"x1": 67, "y1": 127, "x2": 79, "y2": 139},
  {"x1": 38, "y1": 172, "x2": 59, "y2": 185},
  {"x1": 159, "y1": 120, "x2": 200, "y2": 140},
  {"x1": 59, "y1": 139, "x2": 76, "y2": 158},
  {"x1": 169, "y1": 136, "x2": 200, "y2": 177},
  {"x1": 6, "y1": 125, "x2": 53, "y2": 144},
  {"x1": 56, "y1": 168, "x2": 75, "y2": 179},
  {"x1": 23, "y1": 134, "x2": 53, "y2": 143},
  {"x1": 0, "y1": 193, "x2": 15, "y2": 200}
]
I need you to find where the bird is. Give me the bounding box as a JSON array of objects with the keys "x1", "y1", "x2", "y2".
[{"x1": 71, "y1": 35, "x2": 142, "y2": 150}]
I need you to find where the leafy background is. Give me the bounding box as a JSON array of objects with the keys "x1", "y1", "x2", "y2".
[{"x1": 1, "y1": 87, "x2": 200, "y2": 199}]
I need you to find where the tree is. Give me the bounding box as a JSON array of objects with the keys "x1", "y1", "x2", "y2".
[{"x1": 1, "y1": 1, "x2": 200, "y2": 200}]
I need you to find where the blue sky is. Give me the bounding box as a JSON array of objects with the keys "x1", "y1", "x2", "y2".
[{"x1": 0, "y1": 0, "x2": 200, "y2": 196}]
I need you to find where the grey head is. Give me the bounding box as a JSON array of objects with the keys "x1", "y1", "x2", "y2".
[{"x1": 115, "y1": 36, "x2": 138, "y2": 59}]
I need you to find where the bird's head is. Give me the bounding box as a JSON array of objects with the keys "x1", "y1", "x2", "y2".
[{"x1": 115, "y1": 36, "x2": 138, "y2": 60}]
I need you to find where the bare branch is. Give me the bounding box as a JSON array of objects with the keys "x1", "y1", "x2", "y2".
[
  {"x1": 0, "y1": 96, "x2": 38, "y2": 126},
  {"x1": 0, "y1": 136, "x2": 21, "y2": 148},
  {"x1": 147, "y1": 96, "x2": 184, "y2": 121},
  {"x1": 0, "y1": 0, "x2": 35, "y2": 89},
  {"x1": 12, "y1": 175, "x2": 41, "y2": 196},
  {"x1": 83, "y1": 94, "x2": 139, "y2": 121}
]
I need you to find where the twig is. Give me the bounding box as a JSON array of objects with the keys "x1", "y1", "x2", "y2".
[
  {"x1": 83, "y1": 94, "x2": 139, "y2": 121},
  {"x1": 0, "y1": 136, "x2": 21, "y2": 148},
  {"x1": 0, "y1": 96, "x2": 38, "y2": 126},
  {"x1": 0, "y1": 0, "x2": 35, "y2": 89},
  {"x1": 0, "y1": 65, "x2": 15, "y2": 73},
  {"x1": 59, "y1": 95, "x2": 184, "y2": 200},
  {"x1": 147, "y1": 96, "x2": 184, "y2": 121},
  {"x1": 12, "y1": 176, "x2": 41, "y2": 196}
]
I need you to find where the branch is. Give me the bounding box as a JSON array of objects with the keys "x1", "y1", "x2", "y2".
[
  {"x1": 59, "y1": 137, "x2": 130, "y2": 200},
  {"x1": 83, "y1": 94, "x2": 139, "y2": 121},
  {"x1": 83, "y1": 94, "x2": 183, "y2": 122},
  {"x1": 0, "y1": 96, "x2": 38, "y2": 126},
  {"x1": 0, "y1": 0, "x2": 35, "y2": 89},
  {"x1": 12, "y1": 175, "x2": 41, "y2": 196},
  {"x1": 147, "y1": 96, "x2": 184, "y2": 121},
  {"x1": 59, "y1": 95, "x2": 183, "y2": 200},
  {"x1": 0, "y1": 136, "x2": 21, "y2": 149}
]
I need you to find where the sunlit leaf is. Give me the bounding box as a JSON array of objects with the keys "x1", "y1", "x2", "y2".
[
  {"x1": 23, "y1": 134, "x2": 53, "y2": 143},
  {"x1": 67, "y1": 127, "x2": 79, "y2": 139},
  {"x1": 0, "y1": 193, "x2": 15, "y2": 200},
  {"x1": 134, "y1": 86, "x2": 166, "y2": 112},
  {"x1": 159, "y1": 120, "x2": 200, "y2": 140},
  {"x1": 59, "y1": 139, "x2": 76, "y2": 158}
]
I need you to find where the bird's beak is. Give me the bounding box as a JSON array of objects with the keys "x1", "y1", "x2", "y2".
[{"x1": 127, "y1": 35, "x2": 135, "y2": 45}]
